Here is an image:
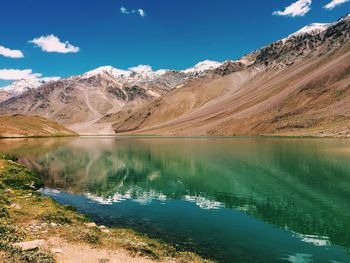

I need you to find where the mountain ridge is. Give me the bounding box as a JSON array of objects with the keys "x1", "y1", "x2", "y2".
[
  {"x1": 112, "y1": 14, "x2": 350, "y2": 137},
  {"x1": 0, "y1": 14, "x2": 349, "y2": 136}
]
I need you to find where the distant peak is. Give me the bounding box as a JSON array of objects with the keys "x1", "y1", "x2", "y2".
[
  {"x1": 290, "y1": 23, "x2": 331, "y2": 38},
  {"x1": 129, "y1": 65, "x2": 153, "y2": 74},
  {"x1": 2, "y1": 77, "x2": 60, "y2": 96},
  {"x1": 84, "y1": 66, "x2": 130, "y2": 78},
  {"x1": 284, "y1": 13, "x2": 349, "y2": 41},
  {"x1": 83, "y1": 60, "x2": 223, "y2": 80},
  {"x1": 183, "y1": 60, "x2": 223, "y2": 74}
]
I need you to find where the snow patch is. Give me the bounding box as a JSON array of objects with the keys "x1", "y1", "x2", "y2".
[
  {"x1": 182, "y1": 60, "x2": 223, "y2": 74},
  {"x1": 2, "y1": 77, "x2": 60, "y2": 96},
  {"x1": 290, "y1": 23, "x2": 331, "y2": 37},
  {"x1": 83, "y1": 66, "x2": 131, "y2": 79},
  {"x1": 82, "y1": 60, "x2": 222, "y2": 83}
]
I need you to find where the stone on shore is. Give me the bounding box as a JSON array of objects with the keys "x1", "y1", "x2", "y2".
[
  {"x1": 13, "y1": 239, "x2": 45, "y2": 251},
  {"x1": 85, "y1": 222, "x2": 97, "y2": 228}
]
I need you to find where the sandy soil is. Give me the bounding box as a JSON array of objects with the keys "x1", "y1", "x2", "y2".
[{"x1": 45, "y1": 237, "x2": 162, "y2": 263}]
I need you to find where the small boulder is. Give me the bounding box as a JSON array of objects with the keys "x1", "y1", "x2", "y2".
[
  {"x1": 50, "y1": 222, "x2": 58, "y2": 227},
  {"x1": 10, "y1": 203, "x2": 22, "y2": 210},
  {"x1": 85, "y1": 222, "x2": 97, "y2": 228},
  {"x1": 51, "y1": 248, "x2": 63, "y2": 254},
  {"x1": 13, "y1": 239, "x2": 45, "y2": 251}
]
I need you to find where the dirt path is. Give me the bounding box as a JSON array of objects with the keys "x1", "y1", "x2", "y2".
[{"x1": 45, "y1": 237, "x2": 161, "y2": 263}]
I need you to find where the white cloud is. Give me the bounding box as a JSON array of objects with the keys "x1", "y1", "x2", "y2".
[
  {"x1": 120, "y1": 6, "x2": 146, "y2": 17},
  {"x1": 120, "y1": 7, "x2": 129, "y2": 14},
  {"x1": 137, "y1": 9, "x2": 146, "y2": 17},
  {"x1": 29, "y1": 34, "x2": 80, "y2": 53},
  {"x1": 0, "y1": 69, "x2": 42, "y2": 80},
  {"x1": 324, "y1": 0, "x2": 349, "y2": 9},
  {"x1": 273, "y1": 0, "x2": 312, "y2": 17},
  {"x1": 129, "y1": 65, "x2": 153, "y2": 73},
  {"x1": 0, "y1": 46, "x2": 24, "y2": 58}
]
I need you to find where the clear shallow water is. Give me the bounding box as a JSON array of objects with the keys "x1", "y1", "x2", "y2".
[{"x1": 1, "y1": 137, "x2": 350, "y2": 262}]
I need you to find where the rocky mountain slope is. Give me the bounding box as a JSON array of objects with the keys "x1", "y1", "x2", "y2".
[
  {"x1": 0, "y1": 61, "x2": 224, "y2": 134},
  {"x1": 0, "y1": 115, "x2": 77, "y2": 137},
  {"x1": 112, "y1": 14, "x2": 350, "y2": 137},
  {"x1": 0, "y1": 78, "x2": 60, "y2": 103}
]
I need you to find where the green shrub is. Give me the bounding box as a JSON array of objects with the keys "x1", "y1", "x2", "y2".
[
  {"x1": 0, "y1": 207, "x2": 9, "y2": 219},
  {"x1": 83, "y1": 232, "x2": 100, "y2": 244},
  {"x1": 0, "y1": 153, "x2": 17, "y2": 161},
  {"x1": 40, "y1": 210, "x2": 72, "y2": 224},
  {"x1": 63, "y1": 205, "x2": 77, "y2": 212},
  {"x1": 0, "y1": 164, "x2": 43, "y2": 190},
  {"x1": 0, "y1": 225, "x2": 25, "y2": 243}
]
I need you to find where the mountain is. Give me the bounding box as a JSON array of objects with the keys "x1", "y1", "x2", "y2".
[
  {"x1": 0, "y1": 14, "x2": 349, "y2": 137},
  {"x1": 0, "y1": 61, "x2": 223, "y2": 134},
  {"x1": 112, "y1": 14, "x2": 350, "y2": 137},
  {"x1": 0, "y1": 115, "x2": 77, "y2": 138},
  {"x1": 0, "y1": 78, "x2": 60, "y2": 103}
]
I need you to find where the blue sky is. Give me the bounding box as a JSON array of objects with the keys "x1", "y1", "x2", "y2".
[{"x1": 0, "y1": 0, "x2": 349, "y2": 86}]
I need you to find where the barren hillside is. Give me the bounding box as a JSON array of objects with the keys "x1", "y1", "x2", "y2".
[
  {"x1": 0, "y1": 115, "x2": 77, "y2": 138},
  {"x1": 113, "y1": 15, "x2": 350, "y2": 137}
]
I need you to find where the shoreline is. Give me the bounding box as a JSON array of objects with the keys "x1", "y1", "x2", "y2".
[
  {"x1": 0, "y1": 153, "x2": 210, "y2": 263},
  {"x1": 1, "y1": 134, "x2": 350, "y2": 140}
]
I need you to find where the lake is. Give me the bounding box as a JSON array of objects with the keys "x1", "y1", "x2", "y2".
[{"x1": 1, "y1": 137, "x2": 350, "y2": 262}]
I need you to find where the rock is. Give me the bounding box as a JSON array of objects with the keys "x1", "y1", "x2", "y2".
[
  {"x1": 10, "y1": 203, "x2": 22, "y2": 210},
  {"x1": 85, "y1": 222, "x2": 97, "y2": 228},
  {"x1": 98, "y1": 225, "x2": 110, "y2": 233},
  {"x1": 13, "y1": 239, "x2": 45, "y2": 251},
  {"x1": 50, "y1": 222, "x2": 58, "y2": 227},
  {"x1": 51, "y1": 248, "x2": 63, "y2": 254}
]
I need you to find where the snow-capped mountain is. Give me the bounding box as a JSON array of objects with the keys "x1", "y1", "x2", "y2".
[
  {"x1": 183, "y1": 60, "x2": 223, "y2": 74},
  {"x1": 83, "y1": 66, "x2": 131, "y2": 79},
  {"x1": 0, "y1": 60, "x2": 224, "y2": 104},
  {"x1": 289, "y1": 23, "x2": 331, "y2": 38},
  {"x1": 0, "y1": 59, "x2": 224, "y2": 134},
  {"x1": 250, "y1": 13, "x2": 350, "y2": 70},
  {"x1": 1, "y1": 13, "x2": 348, "y2": 137},
  {"x1": 282, "y1": 13, "x2": 349, "y2": 41},
  {"x1": 2, "y1": 78, "x2": 60, "y2": 96},
  {"x1": 82, "y1": 65, "x2": 168, "y2": 83},
  {"x1": 82, "y1": 60, "x2": 223, "y2": 83},
  {"x1": 111, "y1": 13, "x2": 350, "y2": 136}
]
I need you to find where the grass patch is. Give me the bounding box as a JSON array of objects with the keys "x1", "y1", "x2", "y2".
[
  {"x1": 0, "y1": 242, "x2": 54, "y2": 263},
  {"x1": 0, "y1": 161, "x2": 43, "y2": 190}
]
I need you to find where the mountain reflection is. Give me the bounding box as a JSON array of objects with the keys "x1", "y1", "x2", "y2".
[{"x1": 2, "y1": 137, "x2": 350, "y2": 253}]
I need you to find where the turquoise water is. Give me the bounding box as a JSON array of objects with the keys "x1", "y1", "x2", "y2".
[{"x1": 1, "y1": 137, "x2": 350, "y2": 262}]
